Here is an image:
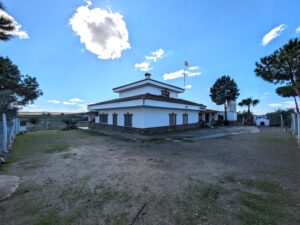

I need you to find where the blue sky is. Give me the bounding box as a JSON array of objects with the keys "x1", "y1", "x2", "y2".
[{"x1": 1, "y1": 0, "x2": 300, "y2": 114}]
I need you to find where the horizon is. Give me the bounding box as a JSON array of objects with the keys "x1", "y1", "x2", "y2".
[{"x1": 1, "y1": 0, "x2": 300, "y2": 114}]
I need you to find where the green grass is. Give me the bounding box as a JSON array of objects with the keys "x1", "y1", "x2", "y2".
[
  {"x1": 4, "y1": 130, "x2": 70, "y2": 165},
  {"x1": 172, "y1": 182, "x2": 223, "y2": 225},
  {"x1": 45, "y1": 143, "x2": 69, "y2": 153},
  {"x1": 237, "y1": 179, "x2": 298, "y2": 225},
  {"x1": 32, "y1": 209, "x2": 78, "y2": 225},
  {"x1": 242, "y1": 179, "x2": 283, "y2": 193}
]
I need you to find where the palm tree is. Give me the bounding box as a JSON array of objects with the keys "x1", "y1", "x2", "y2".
[
  {"x1": 238, "y1": 97, "x2": 260, "y2": 114},
  {"x1": 0, "y1": 2, "x2": 15, "y2": 41}
]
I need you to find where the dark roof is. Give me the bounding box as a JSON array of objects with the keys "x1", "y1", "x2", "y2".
[
  {"x1": 112, "y1": 78, "x2": 185, "y2": 92},
  {"x1": 204, "y1": 109, "x2": 219, "y2": 113},
  {"x1": 88, "y1": 93, "x2": 206, "y2": 107}
]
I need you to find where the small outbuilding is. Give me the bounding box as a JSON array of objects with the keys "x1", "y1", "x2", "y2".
[{"x1": 254, "y1": 115, "x2": 270, "y2": 127}]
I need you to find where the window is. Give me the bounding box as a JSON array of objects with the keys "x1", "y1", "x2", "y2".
[
  {"x1": 113, "y1": 113, "x2": 118, "y2": 126},
  {"x1": 169, "y1": 113, "x2": 177, "y2": 126},
  {"x1": 161, "y1": 89, "x2": 170, "y2": 98},
  {"x1": 183, "y1": 113, "x2": 188, "y2": 125},
  {"x1": 99, "y1": 113, "x2": 108, "y2": 124},
  {"x1": 124, "y1": 113, "x2": 133, "y2": 127}
]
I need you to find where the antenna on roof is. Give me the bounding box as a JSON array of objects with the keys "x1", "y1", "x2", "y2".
[{"x1": 183, "y1": 60, "x2": 189, "y2": 89}]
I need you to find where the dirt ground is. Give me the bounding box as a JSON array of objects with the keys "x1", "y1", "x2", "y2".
[{"x1": 0, "y1": 127, "x2": 300, "y2": 225}]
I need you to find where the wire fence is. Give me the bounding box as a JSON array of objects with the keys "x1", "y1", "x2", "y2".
[{"x1": 0, "y1": 113, "x2": 20, "y2": 156}]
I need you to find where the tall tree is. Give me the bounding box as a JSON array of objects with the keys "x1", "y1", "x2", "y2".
[
  {"x1": 0, "y1": 2, "x2": 15, "y2": 41},
  {"x1": 210, "y1": 75, "x2": 239, "y2": 122},
  {"x1": 255, "y1": 38, "x2": 300, "y2": 98},
  {"x1": 238, "y1": 97, "x2": 260, "y2": 114},
  {"x1": 276, "y1": 85, "x2": 299, "y2": 113},
  {"x1": 0, "y1": 56, "x2": 43, "y2": 116}
]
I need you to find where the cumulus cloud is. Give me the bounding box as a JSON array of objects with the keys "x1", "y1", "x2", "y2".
[
  {"x1": 262, "y1": 24, "x2": 286, "y2": 46},
  {"x1": 47, "y1": 100, "x2": 60, "y2": 104},
  {"x1": 268, "y1": 103, "x2": 281, "y2": 107},
  {"x1": 134, "y1": 62, "x2": 152, "y2": 72},
  {"x1": 163, "y1": 66, "x2": 202, "y2": 80},
  {"x1": 135, "y1": 48, "x2": 165, "y2": 72},
  {"x1": 145, "y1": 49, "x2": 164, "y2": 62},
  {"x1": 296, "y1": 26, "x2": 300, "y2": 34},
  {"x1": 0, "y1": 9, "x2": 29, "y2": 39},
  {"x1": 63, "y1": 98, "x2": 84, "y2": 105},
  {"x1": 69, "y1": 0, "x2": 130, "y2": 60},
  {"x1": 63, "y1": 101, "x2": 76, "y2": 105},
  {"x1": 268, "y1": 101, "x2": 295, "y2": 108},
  {"x1": 189, "y1": 66, "x2": 199, "y2": 71},
  {"x1": 69, "y1": 98, "x2": 84, "y2": 103},
  {"x1": 185, "y1": 84, "x2": 192, "y2": 89}
]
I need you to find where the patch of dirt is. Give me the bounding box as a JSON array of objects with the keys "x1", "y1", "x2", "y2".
[{"x1": 0, "y1": 127, "x2": 299, "y2": 225}]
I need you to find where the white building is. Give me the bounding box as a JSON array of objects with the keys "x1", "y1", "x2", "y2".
[
  {"x1": 88, "y1": 74, "x2": 207, "y2": 134},
  {"x1": 254, "y1": 115, "x2": 270, "y2": 127}
]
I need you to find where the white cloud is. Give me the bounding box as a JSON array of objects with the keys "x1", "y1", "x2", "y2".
[
  {"x1": 134, "y1": 62, "x2": 152, "y2": 72},
  {"x1": 189, "y1": 66, "x2": 199, "y2": 71},
  {"x1": 63, "y1": 101, "x2": 76, "y2": 105},
  {"x1": 145, "y1": 49, "x2": 164, "y2": 62},
  {"x1": 163, "y1": 69, "x2": 185, "y2": 80},
  {"x1": 185, "y1": 84, "x2": 192, "y2": 89},
  {"x1": 262, "y1": 24, "x2": 286, "y2": 46},
  {"x1": 268, "y1": 101, "x2": 295, "y2": 108},
  {"x1": 283, "y1": 101, "x2": 295, "y2": 108},
  {"x1": 187, "y1": 72, "x2": 202, "y2": 77},
  {"x1": 268, "y1": 103, "x2": 281, "y2": 107},
  {"x1": 135, "y1": 48, "x2": 165, "y2": 72},
  {"x1": 296, "y1": 26, "x2": 300, "y2": 34},
  {"x1": 69, "y1": 98, "x2": 84, "y2": 103},
  {"x1": 28, "y1": 105, "x2": 38, "y2": 108},
  {"x1": 163, "y1": 69, "x2": 202, "y2": 80},
  {"x1": 47, "y1": 100, "x2": 60, "y2": 104},
  {"x1": 69, "y1": 0, "x2": 130, "y2": 60},
  {"x1": 0, "y1": 9, "x2": 29, "y2": 39}
]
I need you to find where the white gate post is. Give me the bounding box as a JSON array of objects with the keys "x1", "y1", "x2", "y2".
[
  {"x1": 2, "y1": 113, "x2": 8, "y2": 153},
  {"x1": 291, "y1": 113, "x2": 295, "y2": 134},
  {"x1": 295, "y1": 114, "x2": 298, "y2": 136},
  {"x1": 297, "y1": 113, "x2": 300, "y2": 141}
]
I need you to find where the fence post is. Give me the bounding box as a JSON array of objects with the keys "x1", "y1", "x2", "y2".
[
  {"x1": 297, "y1": 113, "x2": 300, "y2": 141},
  {"x1": 291, "y1": 113, "x2": 295, "y2": 134},
  {"x1": 2, "y1": 113, "x2": 8, "y2": 153}
]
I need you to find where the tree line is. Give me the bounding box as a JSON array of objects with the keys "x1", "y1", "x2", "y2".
[
  {"x1": 0, "y1": 2, "x2": 42, "y2": 117},
  {"x1": 210, "y1": 38, "x2": 300, "y2": 124}
]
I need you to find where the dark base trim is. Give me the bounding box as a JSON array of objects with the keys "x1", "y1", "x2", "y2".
[{"x1": 88, "y1": 122, "x2": 203, "y2": 135}]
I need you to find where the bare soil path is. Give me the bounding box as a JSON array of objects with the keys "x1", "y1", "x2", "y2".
[{"x1": 0, "y1": 127, "x2": 299, "y2": 225}]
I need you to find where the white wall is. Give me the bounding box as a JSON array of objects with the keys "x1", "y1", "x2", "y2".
[
  {"x1": 88, "y1": 98, "x2": 202, "y2": 111},
  {"x1": 96, "y1": 108, "x2": 145, "y2": 128},
  {"x1": 255, "y1": 118, "x2": 270, "y2": 126},
  {"x1": 95, "y1": 107, "x2": 199, "y2": 128},
  {"x1": 217, "y1": 111, "x2": 237, "y2": 121},
  {"x1": 119, "y1": 86, "x2": 178, "y2": 98}
]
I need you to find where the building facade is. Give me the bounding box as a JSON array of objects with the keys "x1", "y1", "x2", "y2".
[{"x1": 88, "y1": 74, "x2": 207, "y2": 134}]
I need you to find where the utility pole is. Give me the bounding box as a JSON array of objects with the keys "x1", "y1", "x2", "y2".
[{"x1": 184, "y1": 60, "x2": 189, "y2": 89}]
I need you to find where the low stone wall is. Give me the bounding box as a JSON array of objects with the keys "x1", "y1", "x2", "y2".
[
  {"x1": 89, "y1": 122, "x2": 203, "y2": 135},
  {"x1": 20, "y1": 115, "x2": 88, "y2": 131}
]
